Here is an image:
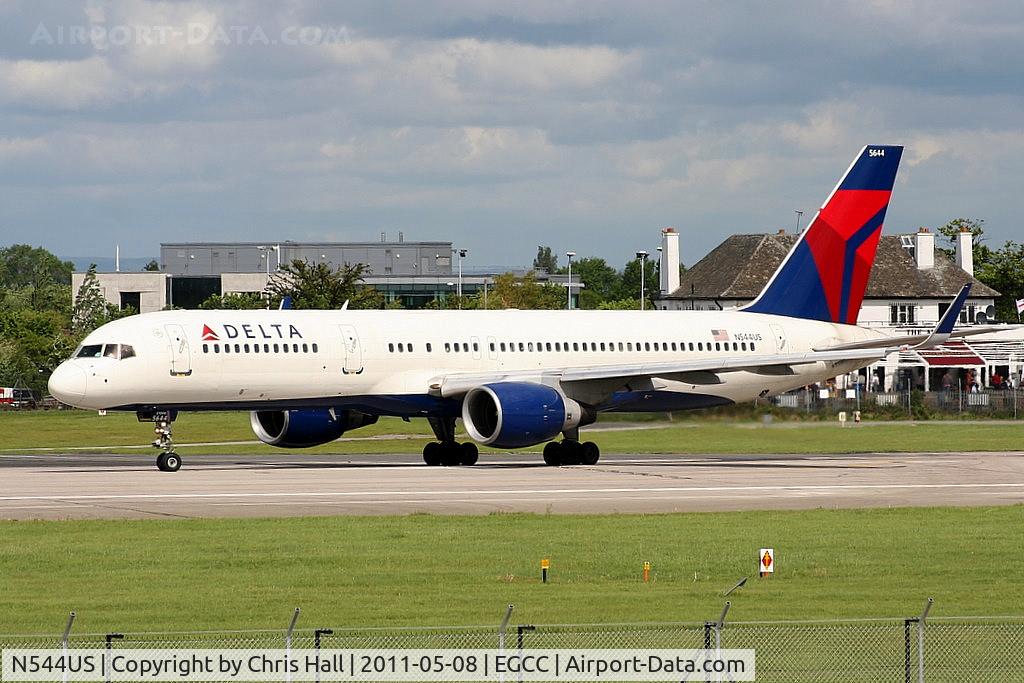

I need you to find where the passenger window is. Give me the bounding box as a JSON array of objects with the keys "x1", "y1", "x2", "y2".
[
  {"x1": 618, "y1": 342, "x2": 624, "y2": 351},
  {"x1": 425, "y1": 343, "x2": 431, "y2": 352},
  {"x1": 751, "y1": 342, "x2": 756, "y2": 352},
  {"x1": 214, "y1": 344, "x2": 220, "y2": 353},
  {"x1": 600, "y1": 342, "x2": 606, "y2": 351},
  {"x1": 408, "y1": 343, "x2": 414, "y2": 352},
  {"x1": 519, "y1": 342, "x2": 525, "y2": 352},
  {"x1": 627, "y1": 342, "x2": 633, "y2": 351},
  {"x1": 254, "y1": 344, "x2": 260, "y2": 354},
  {"x1": 398, "y1": 343, "x2": 404, "y2": 352},
  {"x1": 235, "y1": 344, "x2": 241, "y2": 353},
  {"x1": 671, "y1": 342, "x2": 677, "y2": 351},
  {"x1": 445, "y1": 343, "x2": 451, "y2": 352},
  {"x1": 573, "y1": 342, "x2": 579, "y2": 351},
  {"x1": 302, "y1": 343, "x2": 308, "y2": 353},
  {"x1": 473, "y1": 342, "x2": 479, "y2": 352},
  {"x1": 545, "y1": 342, "x2": 552, "y2": 352},
  {"x1": 453, "y1": 344, "x2": 460, "y2": 353},
  {"x1": 741, "y1": 342, "x2": 747, "y2": 351},
  {"x1": 528, "y1": 342, "x2": 534, "y2": 352},
  {"x1": 500, "y1": 342, "x2": 506, "y2": 352},
  {"x1": 555, "y1": 342, "x2": 561, "y2": 351},
  {"x1": 715, "y1": 343, "x2": 721, "y2": 351},
  {"x1": 463, "y1": 343, "x2": 469, "y2": 352},
  {"x1": 590, "y1": 342, "x2": 596, "y2": 351},
  {"x1": 733, "y1": 342, "x2": 738, "y2": 351},
  {"x1": 273, "y1": 344, "x2": 279, "y2": 352},
  {"x1": 645, "y1": 342, "x2": 651, "y2": 351},
  {"x1": 264, "y1": 344, "x2": 270, "y2": 353},
  {"x1": 698, "y1": 342, "x2": 703, "y2": 351},
  {"x1": 244, "y1": 344, "x2": 250, "y2": 353},
  {"x1": 282, "y1": 344, "x2": 289, "y2": 353},
  {"x1": 389, "y1": 343, "x2": 395, "y2": 352},
  {"x1": 203, "y1": 344, "x2": 209, "y2": 354},
  {"x1": 653, "y1": 342, "x2": 659, "y2": 351},
  {"x1": 224, "y1": 344, "x2": 231, "y2": 354},
  {"x1": 489, "y1": 342, "x2": 495, "y2": 352}
]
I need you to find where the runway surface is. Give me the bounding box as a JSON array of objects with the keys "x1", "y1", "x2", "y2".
[{"x1": 3, "y1": 450, "x2": 1024, "y2": 519}]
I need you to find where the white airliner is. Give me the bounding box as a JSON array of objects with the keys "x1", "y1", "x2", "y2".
[{"x1": 47, "y1": 145, "x2": 978, "y2": 471}]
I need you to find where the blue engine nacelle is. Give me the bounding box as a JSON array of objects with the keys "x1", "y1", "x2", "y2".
[
  {"x1": 461, "y1": 382, "x2": 589, "y2": 449},
  {"x1": 250, "y1": 408, "x2": 378, "y2": 448}
]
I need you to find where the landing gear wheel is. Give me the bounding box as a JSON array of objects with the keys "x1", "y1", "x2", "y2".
[
  {"x1": 423, "y1": 442, "x2": 442, "y2": 466},
  {"x1": 440, "y1": 442, "x2": 462, "y2": 467},
  {"x1": 543, "y1": 441, "x2": 563, "y2": 466},
  {"x1": 561, "y1": 440, "x2": 583, "y2": 466},
  {"x1": 156, "y1": 452, "x2": 181, "y2": 472},
  {"x1": 459, "y1": 442, "x2": 479, "y2": 466},
  {"x1": 580, "y1": 441, "x2": 600, "y2": 466}
]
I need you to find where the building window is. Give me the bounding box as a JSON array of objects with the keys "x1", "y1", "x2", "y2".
[{"x1": 890, "y1": 304, "x2": 916, "y2": 325}]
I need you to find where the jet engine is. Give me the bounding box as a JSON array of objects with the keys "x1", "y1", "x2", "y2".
[
  {"x1": 250, "y1": 408, "x2": 378, "y2": 448},
  {"x1": 461, "y1": 382, "x2": 592, "y2": 449}
]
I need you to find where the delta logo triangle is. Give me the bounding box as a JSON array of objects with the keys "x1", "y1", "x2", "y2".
[{"x1": 201, "y1": 324, "x2": 219, "y2": 341}]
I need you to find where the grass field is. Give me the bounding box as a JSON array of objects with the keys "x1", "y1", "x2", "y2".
[
  {"x1": 1, "y1": 410, "x2": 1023, "y2": 456},
  {"x1": 1, "y1": 506, "x2": 1023, "y2": 634}
]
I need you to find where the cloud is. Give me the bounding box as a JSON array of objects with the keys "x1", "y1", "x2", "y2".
[{"x1": 0, "y1": 0, "x2": 1022, "y2": 265}]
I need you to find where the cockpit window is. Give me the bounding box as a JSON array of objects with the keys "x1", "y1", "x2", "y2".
[
  {"x1": 76, "y1": 344, "x2": 136, "y2": 360},
  {"x1": 77, "y1": 344, "x2": 104, "y2": 358}
]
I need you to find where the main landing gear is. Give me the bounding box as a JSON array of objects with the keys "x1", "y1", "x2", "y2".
[
  {"x1": 543, "y1": 439, "x2": 600, "y2": 466},
  {"x1": 423, "y1": 417, "x2": 479, "y2": 466},
  {"x1": 147, "y1": 411, "x2": 182, "y2": 472}
]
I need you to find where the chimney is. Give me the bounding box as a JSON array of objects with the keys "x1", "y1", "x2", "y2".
[
  {"x1": 956, "y1": 227, "x2": 974, "y2": 276},
  {"x1": 659, "y1": 227, "x2": 680, "y2": 295},
  {"x1": 914, "y1": 228, "x2": 934, "y2": 270}
]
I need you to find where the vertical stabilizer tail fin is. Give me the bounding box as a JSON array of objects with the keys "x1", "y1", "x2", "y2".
[{"x1": 743, "y1": 145, "x2": 904, "y2": 323}]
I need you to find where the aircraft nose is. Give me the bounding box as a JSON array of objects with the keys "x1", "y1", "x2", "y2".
[{"x1": 48, "y1": 363, "x2": 87, "y2": 404}]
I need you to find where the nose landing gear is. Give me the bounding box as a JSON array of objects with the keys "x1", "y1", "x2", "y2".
[{"x1": 140, "y1": 409, "x2": 183, "y2": 472}]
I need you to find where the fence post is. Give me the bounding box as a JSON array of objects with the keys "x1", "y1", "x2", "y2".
[
  {"x1": 713, "y1": 602, "x2": 730, "y2": 683},
  {"x1": 313, "y1": 629, "x2": 333, "y2": 683},
  {"x1": 516, "y1": 625, "x2": 535, "y2": 683},
  {"x1": 917, "y1": 598, "x2": 933, "y2": 683},
  {"x1": 104, "y1": 633, "x2": 123, "y2": 683},
  {"x1": 61, "y1": 612, "x2": 76, "y2": 683},
  {"x1": 498, "y1": 605, "x2": 514, "y2": 683},
  {"x1": 703, "y1": 620, "x2": 713, "y2": 683},
  {"x1": 285, "y1": 608, "x2": 300, "y2": 683},
  {"x1": 904, "y1": 618, "x2": 915, "y2": 683}
]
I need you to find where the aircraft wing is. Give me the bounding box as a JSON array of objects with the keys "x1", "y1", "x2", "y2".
[{"x1": 429, "y1": 347, "x2": 888, "y2": 398}]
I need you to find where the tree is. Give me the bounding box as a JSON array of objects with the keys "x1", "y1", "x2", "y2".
[
  {"x1": 617, "y1": 257, "x2": 659, "y2": 308},
  {"x1": 0, "y1": 244, "x2": 74, "y2": 289},
  {"x1": 936, "y1": 217, "x2": 989, "y2": 262},
  {"x1": 265, "y1": 259, "x2": 381, "y2": 310},
  {"x1": 143, "y1": 259, "x2": 160, "y2": 272},
  {"x1": 71, "y1": 265, "x2": 124, "y2": 334},
  {"x1": 571, "y1": 257, "x2": 621, "y2": 309},
  {"x1": 198, "y1": 292, "x2": 267, "y2": 310},
  {"x1": 480, "y1": 271, "x2": 564, "y2": 310},
  {"x1": 975, "y1": 241, "x2": 1024, "y2": 322},
  {"x1": 532, "y1": 246, "x2": 558, "y2": 273}
]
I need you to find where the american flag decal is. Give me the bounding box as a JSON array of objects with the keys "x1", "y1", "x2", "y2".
[{"x1": 712, "y1": 329, "x2": 730, "y2": 342}]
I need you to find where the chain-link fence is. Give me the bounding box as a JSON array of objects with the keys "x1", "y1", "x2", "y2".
[
  {"x1": 771, "y1": 388, "x2": 1023, "y2": 419},
  {"x1": 3, "y1": 613, "x2": 1024, "y2": 681}
]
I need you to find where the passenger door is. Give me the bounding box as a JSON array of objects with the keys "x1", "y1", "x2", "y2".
[
  {"x1": 339, "y1": 324, "x2": 363, "y2": 374},
  {"x1": 165, "y1": 324, "x2": 192, "y2": 376}
]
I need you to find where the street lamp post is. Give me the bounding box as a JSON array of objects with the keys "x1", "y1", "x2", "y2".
[
  {"x1": 794, "y1": 210, "x2": 804, "y2": 234},
  {"x1": 455, "y1": 248, "x2": 467, "y2": 301},
  {"x1": 566, "y1": 251, "x2": 576, "y2": 310},
  {"x1": 636, "y1": 250, "x2": 649, "y2": 310}
]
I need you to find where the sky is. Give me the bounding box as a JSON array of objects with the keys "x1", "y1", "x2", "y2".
[{"x1": 1, "y1": 1, "x2": 1022, "y2": 270}]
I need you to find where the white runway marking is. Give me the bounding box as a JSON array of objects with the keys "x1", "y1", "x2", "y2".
[{"x1": 4, "y1": 481, "x2": 1024, "y2": 502}]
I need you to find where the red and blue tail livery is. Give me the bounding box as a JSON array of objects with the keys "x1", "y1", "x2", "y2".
[{"x1": 744, "y1": 145, "x2": 904, "y2": 324}]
